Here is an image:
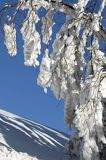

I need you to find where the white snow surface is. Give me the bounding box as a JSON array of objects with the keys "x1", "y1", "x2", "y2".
[{"x1": 0, "y1": 109, "x2": 69, "y2": 160}]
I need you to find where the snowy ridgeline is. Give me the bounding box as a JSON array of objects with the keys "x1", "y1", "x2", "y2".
[{"x1": 0, "y1": 109, "x2": 69, "y2": 160}]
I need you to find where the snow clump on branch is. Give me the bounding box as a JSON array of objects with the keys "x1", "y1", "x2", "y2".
[{"x1": 4, "y1": 24, "x2": 17, "y2": 56}]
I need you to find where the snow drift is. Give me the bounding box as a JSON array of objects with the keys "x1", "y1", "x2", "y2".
[{"x1": 0, "y1": 109, "x2": 69, "y2": 160}]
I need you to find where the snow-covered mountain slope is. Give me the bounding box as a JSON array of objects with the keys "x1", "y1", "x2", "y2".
[{"x1": 0, "y1": 109, "x2": 69, "y2": 160}]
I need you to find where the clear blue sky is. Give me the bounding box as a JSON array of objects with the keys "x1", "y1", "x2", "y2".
[{"x1": 0, "y1": 0, "x2": 72, "y2": 134}]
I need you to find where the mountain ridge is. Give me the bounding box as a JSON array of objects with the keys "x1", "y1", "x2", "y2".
[{"x1": 0, "y1": 109, "x2": 69, "y2": 160}]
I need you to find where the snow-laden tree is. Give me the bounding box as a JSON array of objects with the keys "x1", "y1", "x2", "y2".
[{"x1": 0, "y1": 0, "x2": 106, "y2": 159}]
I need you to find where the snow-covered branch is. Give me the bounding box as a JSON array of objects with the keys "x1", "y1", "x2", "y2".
[{"x1": 1, "y1": 0, "x2": 106, "y2": 159}]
